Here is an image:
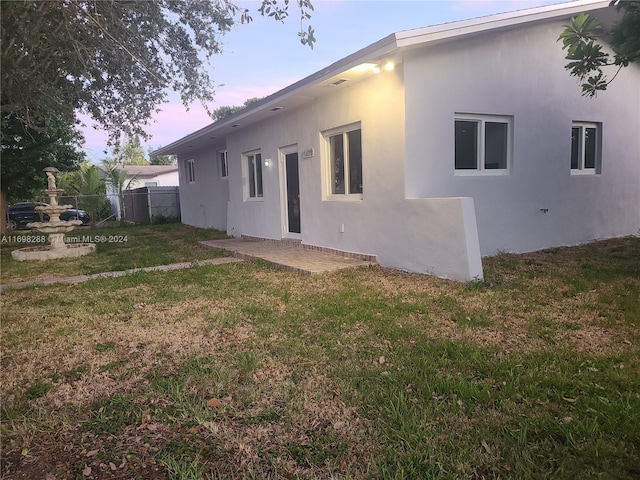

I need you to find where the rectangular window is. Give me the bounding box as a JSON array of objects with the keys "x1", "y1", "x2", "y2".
[
  {"x1": 144, "y1": 181, "x2": 158, "y2": 187},
  {"x1": 246, "y1": 151, "x2": 263, "y2": 198},
  {"x1": 455, "y1": 114, "x2": 511, "y2": 174},
  {"x1": 571, "y1": 122, "x2": 600, "y2": 174},
  {"x1": 186, "y1": 159, "x2": 196, "y2": 183},
  {"x1": 219, "y1": 150, "x2": 228, "y2": 178},
  {"x1": 325, "y1": 124, "x2": 363, "y2": 197}
]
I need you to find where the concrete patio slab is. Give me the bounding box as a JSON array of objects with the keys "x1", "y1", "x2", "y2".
[{"x1": 199, "y1": 238, "x2": 375, "y2": 274}]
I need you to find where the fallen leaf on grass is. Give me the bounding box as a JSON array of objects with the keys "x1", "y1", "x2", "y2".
[{"x1": 207, "y1": 397, "x2": 224, "y2": 407}]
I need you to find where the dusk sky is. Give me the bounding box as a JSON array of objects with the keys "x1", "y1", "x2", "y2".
[{"x1": 80, "y1": 0, "x2": 572, "y2": 161}]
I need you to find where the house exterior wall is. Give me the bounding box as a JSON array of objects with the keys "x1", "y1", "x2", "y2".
[
  {"x1": 128, "y1": 170, "x2": 179, "y2": 189},
  {"x1": 404, "y1": 19, "x2": 640, "y2": 256},
  {"x1": 178, "y1": 147, "x2": 229, "y2": 230},
  {"x1": 225, "y1": 70, "x2": 407, "y2": 246},
  {"x1": 221, "y1": 68, "x2": 483, "y2": 280}
]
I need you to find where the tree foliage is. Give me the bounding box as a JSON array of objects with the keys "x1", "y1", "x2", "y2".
[
  {"x1": 58, "y1": 162, "x2": 106, "y2": 226},
  {"x1": 1, "y1": 0, "x2": 314, "y2": 232},
  {"x1": 1, "y1": 0, "x2": 315, "y2": 143},
  {"x1": 212, "y1": 97, "x2": 264, "y2": 120},
  {"x1": 0, "y1": 112, "x2": 85, "y2": 203},
  {"x1": 114, "y1": 136, "x2": 148, "y2": 165},
  {"x1": 559, "y1": 1, "x2": 640, "y2": 97},
  {"x1": 148, "y1": 146, "x2": 177, "y2": 166}
]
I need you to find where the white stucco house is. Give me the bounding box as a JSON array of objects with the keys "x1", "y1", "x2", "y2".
[
  {"x1": 102, "y1": 165, "x2": 179, "y2": 220},
  {"x1": 155, "y1": 0, "x2": 640, "y2": 281},
  {"x1": 112, "y1": 165, "x2": 180, "y2": 189}
]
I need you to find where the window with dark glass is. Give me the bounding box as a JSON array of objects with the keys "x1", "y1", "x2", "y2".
[
  {"x1": 571, "y1": 122, "x2": 600, "y2": 173},
  {"x1": 219, "y1": 151, "x2": 228, "y2": 178},
  {"x1": 327, "y1": 126, "x2": 362, "y2": 196},
  {"x1": 186, "y1": 159, "x2": 196, "y2": 183},
  {"x1": 247, "y1": 152, "x2": 263, "y2": 198},
  {"x1": 455, "y1": 115, "x2": 511, "y2": 173}
]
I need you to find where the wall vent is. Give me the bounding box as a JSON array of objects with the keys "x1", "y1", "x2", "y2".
[{"x1": 328, "y1": 78, "x2": 348, "y2": 87}]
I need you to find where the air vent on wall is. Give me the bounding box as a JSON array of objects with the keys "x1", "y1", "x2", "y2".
[{"x1": 328, "y1": 78, "x2": 348, "y2": 87}]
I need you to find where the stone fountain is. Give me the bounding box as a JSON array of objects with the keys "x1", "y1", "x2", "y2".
[{"x1": 11, "y1": 167, "x2": 96, "y2": 261}]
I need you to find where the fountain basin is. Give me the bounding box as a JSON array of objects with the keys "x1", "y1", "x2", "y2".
[
  {"x1": 27, "y1": 220, "x2": 82, "y2": 233},
  {"x1": 11, "y1": 243, "x2": 96, "y2": 261}
]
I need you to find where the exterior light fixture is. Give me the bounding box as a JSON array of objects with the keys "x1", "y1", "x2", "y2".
[
  {"x1": 264, "y1": 158, "x2": 272, "y2": 167},
  {"x1": 352, "y1": 63, "x2": 377, "y2": 73},
  {"x1": 372, "y1": 61, "x2": 394, "y2": 73}
]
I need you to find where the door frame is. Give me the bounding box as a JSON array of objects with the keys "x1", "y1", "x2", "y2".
[{"x1": 278, "y1": 144, "x2": 301, "y2": 239}]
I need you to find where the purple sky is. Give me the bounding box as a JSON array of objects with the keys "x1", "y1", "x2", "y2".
[{"x1": 80, "y1": 0, "x2": 572, "y2": 161}]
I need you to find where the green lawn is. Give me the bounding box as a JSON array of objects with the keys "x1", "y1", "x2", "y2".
[
  {"x1": 1, "y1": 223, "x2": 229, "y2": 284},
  {"x1": 1, "y1": 226, "x2": 638, "y2": 479}
]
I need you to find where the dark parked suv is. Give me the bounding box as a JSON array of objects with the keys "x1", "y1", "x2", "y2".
[{"x1": 6, "y1": 202, "x2": 90, "y2": 230}]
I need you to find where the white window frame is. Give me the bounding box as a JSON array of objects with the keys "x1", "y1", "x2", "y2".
[
  {"x1": 571, "y1": 121, "x2": 601, "y2": 175},
  {"x1": 219, "y1": 150, "x2": 228, "y2": 179},
  {"x1": 244, "y1": 150, "x2": 263, "y2": 200},
  {"x1": 322, "y1": 122, "x2": 363, "y2": 200},
  {"x1": 454, "y1": 114, "x2": 512, "y2": 176},
  {"x1": 186, "y1": 159, "x2": 196, "y2": 184}
]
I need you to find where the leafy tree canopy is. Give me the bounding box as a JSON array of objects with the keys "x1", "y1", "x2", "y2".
[
  {"x1": 57, "y1": 162, "x2": 107, "y2": 226},
  {"x1": 1, "y1": 0, "x2": 315, "y2": 143},
  {"x1": 559, "y1": 1, "x2": 640, "y2": 97},
  {"x1": 113, "y1": 136, "x2": 148, "y2": 165},
  {"x1": 212, "y1": 97, "x2": 265, "y2": 120},
  {"x1": 148, "y1": 146, "x2": 177, "y2": 166},
  {"x1": 0, "y1": 111, "x2": 85, "y2": 203}
]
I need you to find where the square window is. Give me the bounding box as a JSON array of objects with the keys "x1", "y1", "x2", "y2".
[
  {"x1": 186, "y1": 159, "x2": 196, "y2": 183},
  {"x1": 246, "y1": 151, "x2": 263, "y2": 198},
  {"x1": 571, "y1": 122, "x2": 600, "y2": 174},
  {"x1": 325, "y1": 124, "x2": 363, "y2": 197},
  {"x1": 219, "y1": 150, "x2": 228, "y2": 178},
  {"x1": 455, "y1": 114, "x2": 511, "y2": 175}
]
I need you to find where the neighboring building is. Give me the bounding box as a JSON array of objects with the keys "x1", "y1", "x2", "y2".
[
  {"x1": 154, "y1": 0, "x2": 640, "y2": 281},
  {"x1": 114, "y1": 165, "x2": 179, "y2": 189},
  {"x1": 102, "y1": 165, "x2": 179, "y2": 220}
]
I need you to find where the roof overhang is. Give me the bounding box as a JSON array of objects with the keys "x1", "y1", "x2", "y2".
[{"x1": 153, "y1": 0, "x2": 614, "y2": 157}]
